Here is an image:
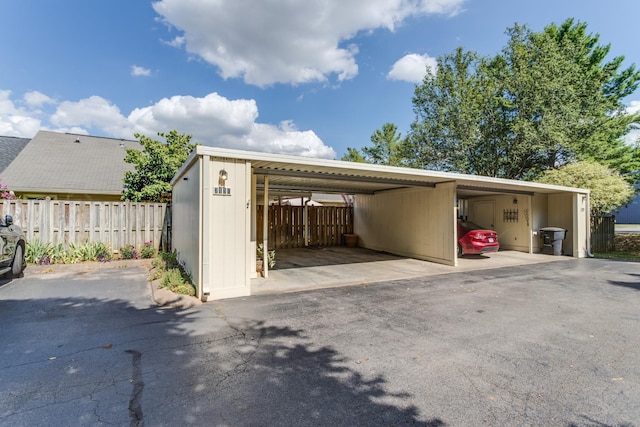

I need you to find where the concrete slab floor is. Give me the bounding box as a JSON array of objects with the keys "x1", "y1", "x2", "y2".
[{"x1": 251, "y1": 246, "x2": 571, "y2": 295}]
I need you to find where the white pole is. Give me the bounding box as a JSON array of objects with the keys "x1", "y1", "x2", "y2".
[{"x1": 263, "y1": 176, "x2": 269, "y2": 278}]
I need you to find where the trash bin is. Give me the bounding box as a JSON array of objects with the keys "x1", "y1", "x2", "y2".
[{"x1": 539, "y1": 227, "x2": 567, "y2": 255}]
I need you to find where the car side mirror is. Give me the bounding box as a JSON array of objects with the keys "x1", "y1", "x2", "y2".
[{"x1": 5, "y1": 215, "x2": 13, "y2": 226}]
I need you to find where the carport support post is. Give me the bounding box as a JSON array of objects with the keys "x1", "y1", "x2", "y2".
[
  {"x1": 304, "y1": 202, "x2": 309, "y2": 247},
  {"x1": 263, "y1": 176, "x2": 269, "y2": 278},
  {"x1": 527, "y1": 195, "x2": 533, "y2": 254}
]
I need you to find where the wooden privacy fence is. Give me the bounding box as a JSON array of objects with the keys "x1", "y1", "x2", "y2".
[
  {"x1": 257, "y1": 205, "x2": 354, "y2": 249},
  {"x1": 591, "y1": 215, "x2": 615, "y2": 253},
  {"x1": 1, "y1": 199, "x2": 168, "y2": 251}
]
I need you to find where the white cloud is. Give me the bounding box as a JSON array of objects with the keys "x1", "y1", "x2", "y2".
[
  {"x1": 624, "y1": 100, "x2": 640, "y2": 145},
  {"x1": 627, "y1": 100, "x2": 640, "y2": 115},
  {"x1": 0, "y1": 90, "x2": 43, "y2": 137},
  {"x1": 162, "y1": 36, "x2": 185, "y2": 48},
  {"x1": 23, "y1": 91, "x2": 55, "y2": 107},
  {"x1": 388, "y1": 53, "x2": 437, "y2": 83},
  {"x1": 51, "y1": 96, "x2": 131, "y2": 138},
  {"x1": 152, "y1": 0, "x2": 464, "y2": 86},
  {"x1": 131, "y1": 65, "x2": 152, "y2": 77},
  {"x1": 0, "y1": 90, "x2": 337, "y2": 159},
  {"x1": 126, "y1": 93, "x2": 336, "y2": 158}
]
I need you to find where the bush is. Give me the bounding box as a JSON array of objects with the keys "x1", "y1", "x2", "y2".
[
  {"x1": 161, "y1": 250, "x2": 180, "y2": 269},
  {"x1": 93, "y1": 242, "x2": 113, "y2": 262},
  {"x1": 160, "y1": 267, "x2": 195, "y2": 296},
  {"x1": 257, "y1": 243, "x2": 276, "y2": 269},
  {"x1": 26, "y1": 240, "x2": 113, "y2": 264},
  {"x1": 120, "y1": 244, "x2": 138, "y2": 260},
  {"x1": 614, "y1": 234, "x2": 640, "y2": 253},
  {"x1": 140, "y1": 241, "x2": 155, "y2": 259},
  {"x1": 25, "y1": 239, "x2": 52, "y2": 264},
  {"x1": 150, "y1": 250, "x2": 196, "y2": 297},
  {"x1": 69, "y1": 241, "x2": 112, "y2": 262},
  {"x1": 50, "y1": 243, "x2": 72, "y2": 264}
]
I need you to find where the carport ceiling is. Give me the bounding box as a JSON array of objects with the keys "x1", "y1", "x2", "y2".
[
  {"x1": 190, "y1": 146, "x2": 587, "y2": 197},
  {"x1": 253, "y1": 166, "x2": 436, "y2": 195}
]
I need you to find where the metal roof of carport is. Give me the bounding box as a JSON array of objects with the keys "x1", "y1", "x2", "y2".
[{"x1": 173, "y1": 146, "x2": 589, "y2": 197}]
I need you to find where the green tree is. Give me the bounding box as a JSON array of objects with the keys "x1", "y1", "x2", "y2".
[
  {"x1": 363, "y1": 123, "x2": 406, "y2": 166},
  {"x1": 122, "y1": 131, "x2": 197, "y2": 202},
  {"x1": 342, "y1": 123, "x2": 407, "y2": 166},
  {"x1": 408, "y1": 18, "x2": 640, "y2": 180},
  {"x1": 537, "y1": 161, "x2": 634, "y2": 214},
  {"x1": 407, "y1": 48, "x2": 502, "y2": 174},
  {"x1": 341, "y1": 147, "x2": 366, "y2": 163}
]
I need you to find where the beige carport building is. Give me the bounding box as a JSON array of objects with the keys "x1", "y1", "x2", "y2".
[{"x1": 171, "y1": 146, "x2": 591, "y2": 301}]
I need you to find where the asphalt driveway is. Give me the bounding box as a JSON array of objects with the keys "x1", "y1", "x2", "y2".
[{"x1": 1, "y1": 258, "x2": 639, "y2": 426}]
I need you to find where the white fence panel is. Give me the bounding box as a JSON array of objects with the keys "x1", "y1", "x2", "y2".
[{"x1": 1, "y1": 199, "x2": 167, "y2": 251}]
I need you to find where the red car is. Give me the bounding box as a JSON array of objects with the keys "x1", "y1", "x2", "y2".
[{"x1": 457, "y1": 220, "x2": 499, "y2": 256}]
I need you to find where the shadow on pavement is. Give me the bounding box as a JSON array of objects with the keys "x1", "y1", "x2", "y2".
[
  {"x1": 0, "y1": 295, "x2": 444, "y2": 426},
  {"x1": 608, "y1": 273, "x2": 640, "y2": 291}
]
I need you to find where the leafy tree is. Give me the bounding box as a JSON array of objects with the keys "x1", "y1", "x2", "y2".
[
  {"x1": 341, "y1": 147, "x2": 366, "y2": 163},
  {"x1": 537, "y1": 161, "x2": 634, "y2": 214},
  {"x1": 407, "y1": 19, "x2": 640, "y2": 180},
  {"x1": 122, "y1": 131, "x2": 197, "y2": 202},
  {"x1": 363, "y1": 123, "x2": 407, "y2": 166},
  {"x1": 342, "y1": 123, "x2": 407, "y2": 166},
  {"x1": 406, "y1": 48, "x2": 502, "y2": 174}
]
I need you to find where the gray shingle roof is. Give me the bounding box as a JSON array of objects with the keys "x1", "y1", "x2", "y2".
[
  {"x1": 0, "y1": 135, "x2": 31, "y2": 173},
  {"x1": 1, "y1": 130, "x2": 140, "y2": 195}
]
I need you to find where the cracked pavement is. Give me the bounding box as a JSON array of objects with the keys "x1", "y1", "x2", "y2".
[{"x1": 0, "y1": 258, "x2": 639, "y2": 426}]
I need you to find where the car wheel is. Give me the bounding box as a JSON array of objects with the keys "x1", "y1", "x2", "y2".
[
  {"x1": 11, "y1": 245, "x2": 24, "y2": 277},
  {"x1": 457, "y1": 243, "x2": 463, "y2": 257}
]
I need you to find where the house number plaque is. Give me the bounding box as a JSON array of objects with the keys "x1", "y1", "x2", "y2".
[{"x1": 214, "y1": 186, "x2": 231, "y2": 196}]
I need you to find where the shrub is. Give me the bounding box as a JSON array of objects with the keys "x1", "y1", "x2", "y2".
[
  {"x1": 49, "y1": 243, "x2": 71, "y2": 264},
  {"x1": 0, "y1": 179, "x2": 15, "y2": 200},
  {"x1": 160, "y1": 267, "x2": 195, "y2": 296},
  {"x1": 26, "y1": 240, "x2": 113, "y2": 264},
  {"x1": 151, "y1": 256, "x2": 164, "y2": 270},
  {"x1": 257, "y1": 243, "x2": 276, "y2": 269},
  {"x1": 93, "y1": 242, "x2": 113, "y2": 262},
  {"x1": 614, "y1": 234, "x2": 640, "y2": 252},
  {"x1": 151, "y1": 250, "x2": 196, "y2": 296},
  {"x1": 161, "y1": 250, "x2": 180, "y2": 269},
  {"x1": 120, "y1": 244, "x2": 138, "y2": 260},
  {"x1": 25, "y1": 239, "x2": 52, "y2": 264},
  {"x1": 140, "y1": 241, "x2": 155, "y2": 259}
]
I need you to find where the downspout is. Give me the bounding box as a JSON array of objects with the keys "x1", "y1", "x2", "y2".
[{"x1": 585, "y1": 193, "x2": 594, "y2": 258}]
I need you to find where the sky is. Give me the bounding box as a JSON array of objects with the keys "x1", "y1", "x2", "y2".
[{"x1": 1, "y1": 0, "x2": 639, "y2": 160}]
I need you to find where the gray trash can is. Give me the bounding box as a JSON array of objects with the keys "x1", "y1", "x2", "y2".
[{"x1": 539, "y1": 227, "x2": 567, "y2": 255}]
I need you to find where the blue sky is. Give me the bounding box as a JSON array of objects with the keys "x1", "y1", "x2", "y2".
[{"x1": 1, "y1": 0, "x2": 639, "y2": 159}]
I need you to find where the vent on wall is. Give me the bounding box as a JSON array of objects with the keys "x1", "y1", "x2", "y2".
[{"x1": 503, "y1": 209, "x2": 518, "y2": 223}]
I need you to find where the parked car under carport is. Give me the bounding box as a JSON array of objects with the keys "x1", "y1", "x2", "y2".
[{"x1": 457, "y1": 219, "x2": 500, "y2": 256}]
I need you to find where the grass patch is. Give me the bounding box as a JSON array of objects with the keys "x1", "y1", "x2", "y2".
[
  {"x1": 594, "y1": 251, "x2": 640, "y2": 261},
  {"x1": 149, "y1": 251, "x2": 196, "y2": 297},
  {"x1": 594, "y1": 233, "x2": 640, "y2": 261}
]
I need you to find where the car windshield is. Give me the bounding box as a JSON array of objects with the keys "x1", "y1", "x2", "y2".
[{"x1": 459, "y1": 220, "x2": 488, "y2": 230}]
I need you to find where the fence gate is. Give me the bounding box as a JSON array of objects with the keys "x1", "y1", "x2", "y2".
[
  {"x1": 257, "y1": 205, "x2": 354, "y2": 249},
  {"x1": 590, "y1": 215, "x2": 615, "y2": 253}
]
